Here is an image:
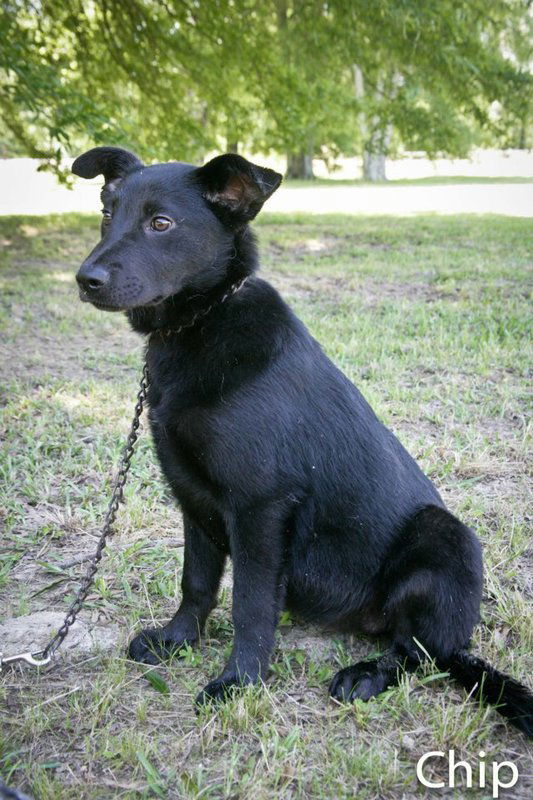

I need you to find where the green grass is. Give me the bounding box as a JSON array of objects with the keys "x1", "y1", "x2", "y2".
[{"x1": 1, "y1": 212, "x2": 532, "y2": 799}]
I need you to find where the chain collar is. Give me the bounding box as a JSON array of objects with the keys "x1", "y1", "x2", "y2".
[{"x1": 153, "y1": 277, "x2": 248, "y2": 340}]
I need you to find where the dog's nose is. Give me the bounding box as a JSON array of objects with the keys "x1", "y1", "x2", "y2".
[{"x1": 76, "y1": 264, "x2": 110, "y2": 292}]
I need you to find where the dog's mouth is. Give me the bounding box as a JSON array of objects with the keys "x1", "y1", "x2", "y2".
[
  {"x1": 90, "y1": 300, "x2": 125, "y2": 312},
  {"x1": 80, "y1": 293, "x2": 166, "y2": 312},
  {"x1": 145, "y1": 294, "x2": 165, "y2": 306}
]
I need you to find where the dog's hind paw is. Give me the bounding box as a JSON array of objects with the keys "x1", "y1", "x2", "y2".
[
  {"x1": 329, "y1": 660, "x2": 392, "y2": 703},
  {"x1": 127, "y1": 627, "x2": 192, "y2": 665}
]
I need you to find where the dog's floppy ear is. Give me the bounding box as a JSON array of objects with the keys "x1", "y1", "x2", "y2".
[
  {"x1": 195, "y1": 154, "x2": 282, "y2": 226},
  {"x1": 72, "y1": 147, "x2": 142, "y2": 183}
]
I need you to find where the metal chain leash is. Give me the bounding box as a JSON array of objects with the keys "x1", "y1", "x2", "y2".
[
  {"x1": 158, "y1": 276, "x2": 247, "y2": 338},
  {"x1": 0, "y1": 363, "x2": 150, "y2": 669},
  {"x1": 0, "y1": 277, "x2": 248, "y2": 670}
]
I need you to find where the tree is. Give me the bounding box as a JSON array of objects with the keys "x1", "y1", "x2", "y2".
[
  {"x1": 254, "y1": 1, "x2": 357, "y2": 179},
  {"x1": 0, "y1": 2, "x2": 110, "y2": 177},
  {"x1": 329, "y1": 0, "x2": 531, "y2": 179},
  {"x1": 0, "y1": 1, "x2": 530, "y2": 181},
  {"x1": 0, "y1": 0, "x2": 241, "y2": 172}
]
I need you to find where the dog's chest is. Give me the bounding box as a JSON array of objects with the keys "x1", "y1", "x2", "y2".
[
  {"x1": 149, "y1": 398, "x2": 216, "y2": 476},
  {"x1": 148, "y1": 380, "x2": 225, "y2": 499},
  {"x1": 149, "y1": 399, "x2": 229, "y2": 548},
  {"x1": 145, "y1": 344, "x2": 281, "y2": 506}
]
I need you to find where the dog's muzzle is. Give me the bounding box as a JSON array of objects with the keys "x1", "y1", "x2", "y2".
[{"x1": 76, "y1": 263, "x2": 110, "y2": 298}]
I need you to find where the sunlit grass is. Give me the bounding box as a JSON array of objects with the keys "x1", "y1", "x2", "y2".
[{"x1": 0, "y1": 212, "x2": 531, "y2": 799}]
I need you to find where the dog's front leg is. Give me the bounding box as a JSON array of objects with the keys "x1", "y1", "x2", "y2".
[
  {"x1": 128, "y1": 516, "x2": 226, "y2": 665},
  {"x1": 196, "y1": 504, "x2": 287, "y2": 705}
]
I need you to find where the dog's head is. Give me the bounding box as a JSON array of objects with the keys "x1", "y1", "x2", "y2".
[{"x1": 73, "y1": 147, "x2": 282, "y2": 311}]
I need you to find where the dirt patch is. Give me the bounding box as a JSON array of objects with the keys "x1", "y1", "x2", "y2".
[
  {"x1": 358, "y1": 279, "x2": 461, "y2": 307},
  {"x1": 264, "y1": 268, "x2": 462, "y2": 308},
  {"x1": 0, "y1": 328, "x2": 140, "y2": 385},
  {"x1": 264, "y1": 271, "x2": 352, "y2": 301},
  {"x1": 263, "y1": 236, "x2": 341, "y2": 264},
  {"x1": 0, "y1": 611, "x2": 120, "y2": 662}
]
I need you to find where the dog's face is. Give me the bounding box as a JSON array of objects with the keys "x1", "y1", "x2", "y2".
[{"x1": 74, "y1": 147, "x2": 282, "y2": 311}]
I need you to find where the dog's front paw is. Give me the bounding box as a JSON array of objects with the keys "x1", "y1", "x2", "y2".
[
  {"x1": 195, "y1": 675, "x2": 253, "y2": 707},
  {"x1": 329, "y1": 663, "x2": 384, "y2": 703},
  {"x1": 128, "y1": 627, "x2": 192, "y2": 665}
]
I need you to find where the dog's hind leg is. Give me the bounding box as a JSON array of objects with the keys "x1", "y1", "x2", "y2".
[
  {"x1": 329, "y1": 505, "x2": 483, "y2": 703},
  {"x1": 128, "y1": 516, "x2": 226, "y2": 665}
]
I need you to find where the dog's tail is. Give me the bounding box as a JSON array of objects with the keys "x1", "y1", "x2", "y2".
[{"x1": 445, "y1": 650, "x2": 533, "y2": 737}]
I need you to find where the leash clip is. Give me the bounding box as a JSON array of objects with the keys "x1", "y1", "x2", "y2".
[{"x1": 0, "y1": 650, "x2": 52, "y2": 669}]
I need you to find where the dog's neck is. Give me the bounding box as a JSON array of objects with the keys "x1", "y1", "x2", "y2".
[
  {"x1": 152, "y1": 276, "x2": 249, "y2": 340},
  {"x1": 127, "y1": 228, "x2": 258, "y2": 337}
]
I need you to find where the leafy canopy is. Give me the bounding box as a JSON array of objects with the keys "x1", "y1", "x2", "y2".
[{"x1": 0, "y1": 0, "x2": 530, "y2": 171}]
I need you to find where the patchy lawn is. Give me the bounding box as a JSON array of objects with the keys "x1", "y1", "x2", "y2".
[{"x1": 0, "y1": 213, "x2": 531, "y2": 799}]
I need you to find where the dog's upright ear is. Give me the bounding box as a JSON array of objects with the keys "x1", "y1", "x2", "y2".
[
  {"x1": 195, "y1": 154, "x2": 282, "y2": 227},
  {"x1": 72, "y1": 147, "x2": 143, "y2": 183}
]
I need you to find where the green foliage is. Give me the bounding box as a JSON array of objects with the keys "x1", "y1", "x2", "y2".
[{"x1": 0, "y1": 1, "x2": 530, "y2": 172}]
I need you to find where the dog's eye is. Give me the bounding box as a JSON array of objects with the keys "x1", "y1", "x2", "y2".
[
  {"x1": 101, "y1": 210, "x2": 112, "y2": 225},
  {"x1": 150, "y1": 216, "x2": 172, "y2": 232}
]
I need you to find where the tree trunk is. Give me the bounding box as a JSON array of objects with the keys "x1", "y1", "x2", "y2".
[
  {"x1": 286, "y1": 151, "x2": 314, "y2": 179},
  {"x1": 518, "y1": 119, "x2": 526, "y2": 149},
  {"x1": 363, "y1": 149, "x2": 387, "y2": 181},
  {"x1": 362, "y1": 122, "x2": 391, "y2": 181},
  {"x1": 353, "y1": 64, "x2": 393, "y2": 182},
  {"x1": 226, "y1": 140, "x2": 239, "y2": 153}
]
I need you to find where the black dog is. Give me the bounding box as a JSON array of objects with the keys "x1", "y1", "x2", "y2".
[{"x1": 73, "y1": 147, "x2": 532, "y2": 735}]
